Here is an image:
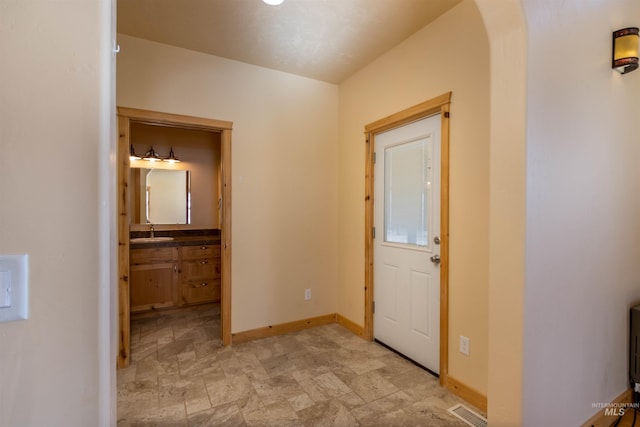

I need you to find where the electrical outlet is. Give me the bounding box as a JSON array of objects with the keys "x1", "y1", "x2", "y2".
[
  {"x1": 460, "y1": 336, "x2": 470, "y2": 356},
  {"x1": 304, "y1": 289, "x2": 311, "y2": 300}
]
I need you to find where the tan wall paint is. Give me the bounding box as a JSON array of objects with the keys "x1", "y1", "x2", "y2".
[
  {"x1": 474, "y1": 0, "x2": 527, "y2": 425},
  {"x1": 337, "y1": 0, "x2": 490, "y2": 394},
  {"x1": 0, "y1": 0, "x2": 114, "y2": 425},
  {"x1": 130, "y1": 124, "x2": 221, "y2": 228},
  {"x1": 117, "y1": 35, "x2": 340, "y2": 333}
]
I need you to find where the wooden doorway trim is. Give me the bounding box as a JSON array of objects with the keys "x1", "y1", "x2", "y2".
[
  {"x1": 116, "y1": 107, "x2": 233, "y2": 368},
  {"x1": 363, "y1": 92, "x2": 451, "y2": 385}
]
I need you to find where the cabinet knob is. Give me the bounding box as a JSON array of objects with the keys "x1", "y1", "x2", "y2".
[
  {"x1": 201, "y1": 282, "x2": 209, "y2": 287},
  {"x1": 200, "y1": 260, "x2": 208, "y2": 265},
  {"x1": 201, "y1": 246, "x2": 207, "y2": 250}
]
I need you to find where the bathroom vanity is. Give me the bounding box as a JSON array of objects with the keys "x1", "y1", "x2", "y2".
[{"x1": 129, "y1": 231, "x2": 221, "y2": 313}]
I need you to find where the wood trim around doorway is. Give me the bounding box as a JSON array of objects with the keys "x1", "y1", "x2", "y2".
[
  {"x1": 363, "y1": 92, "x2": 452, "y2": 386},
  {"x1": 116, "y1": 107, "x2": 233, "y2": 368}
]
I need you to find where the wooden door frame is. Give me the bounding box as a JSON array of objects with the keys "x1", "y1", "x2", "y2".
[
  {"x1": 363, "y1": 92, "x2": 451, "y2": 385},
  {"x1": 117, "y1": 107, "x2": 233, "y2": 368}
]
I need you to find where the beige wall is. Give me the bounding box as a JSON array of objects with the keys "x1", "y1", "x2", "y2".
[
  {"x1": 337, "y1": 0, "x2": 490, "y2": 395},
  {"x1": 117, "y1": 35, "x2": 340, "y2": 333},
  {"x1": 475, "y1": 0, "x2": 527, "y2": 425},
  {"x1": 522, "y1": 0, "x2": 640, "y2": 425},
  {"x1": 0, "y1": 0, "x2": 114, "y2": 426},
  {"x1": 130, "y1": 123, "x2": 221, "y2": 228}
]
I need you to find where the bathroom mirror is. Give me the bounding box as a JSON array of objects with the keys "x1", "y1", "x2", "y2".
[{"x1": 129, "y1": 168, "x2": 190, "y2": 224}]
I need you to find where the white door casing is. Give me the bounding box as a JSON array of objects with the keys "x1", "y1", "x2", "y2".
[{"x1": 373, "y1": 114, "x2": 441, "y2": 373}]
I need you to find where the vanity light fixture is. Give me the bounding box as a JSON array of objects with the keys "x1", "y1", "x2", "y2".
[
  {"x1": 613, "y1": 27, "x2": 639, "y2": 74},
  {"x1": 129, "y1": 144, "x2": 141, "y2": 161},
  {"x1": 262, "y1": 0, "x2": 284, "y2": 5},
  {"x1": 165, "y1": 147, "x2": 181, "y2": 163},
  {"x1": 143, "y1": 146, "x2": 161, "y2": 162}
]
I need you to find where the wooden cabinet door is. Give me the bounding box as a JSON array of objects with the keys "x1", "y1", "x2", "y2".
[{"x1": 130, "y1": 262, "x2": 178, "y2": 312}]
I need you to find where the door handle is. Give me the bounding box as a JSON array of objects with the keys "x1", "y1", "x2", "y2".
[{"x1": 430, "y1": 254, "x2": 441, "y2": 264}]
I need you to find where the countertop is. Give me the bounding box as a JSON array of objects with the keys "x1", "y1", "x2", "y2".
[{"x1": 129, "y1": 229, "x2": 221, "y2": 249}]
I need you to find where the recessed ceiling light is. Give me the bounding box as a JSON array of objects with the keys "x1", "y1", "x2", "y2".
[{"x1": 262, "y1": 0, "x2": 284, "y2": 5}]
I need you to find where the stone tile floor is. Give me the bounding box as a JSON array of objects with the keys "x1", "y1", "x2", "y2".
[{"x1": 118, "y1": 304, "x2": 474, "y2": 426}]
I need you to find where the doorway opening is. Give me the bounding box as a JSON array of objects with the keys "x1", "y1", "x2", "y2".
[
  {"x1": 116, "y1": 107, "x2": 233, "y2": 368},
  {"x1": 363, "y1": 92, "x2": 451, "y2": 385}
]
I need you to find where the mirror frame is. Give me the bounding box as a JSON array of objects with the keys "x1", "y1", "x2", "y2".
[{"x1": 117, "y1": 107, "x2": 233, "y2": 368}]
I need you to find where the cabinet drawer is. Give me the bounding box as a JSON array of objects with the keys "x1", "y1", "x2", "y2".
[
  {"x1": 131, "y1": 247, "x2": 178, "y2": 265},
  {"x1": 181, "y1": 244, "x2": 220, "y2": 260},
  {"x1": 181, "y1": 280, "x2": 221, "y2": 304},
  {"x1": 181, "y1": 259, "x2": 220, "y2": 280}
]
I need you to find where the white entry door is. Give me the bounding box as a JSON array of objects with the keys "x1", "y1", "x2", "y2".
[{"x1": 373, "y1": 114, "x2": 441, "y2": 373}]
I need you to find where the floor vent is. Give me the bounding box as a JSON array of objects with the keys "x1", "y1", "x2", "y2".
[{"x1": 448, "y1": 403, "x2": 488, "y2": 427}]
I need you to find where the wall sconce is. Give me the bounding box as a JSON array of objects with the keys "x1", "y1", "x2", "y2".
[
  {"x1": 131, "y1": 146, "x2": 181, "y2": 163},
  {"x1": 613, "y1": 27, "x2": 639, "y2": 74},
  {"x1": 129, "y1": 144, "x2": 141, "y2": 161},
  {"x1": 165, "y1": 147, "x2": 181, "y2": 164},
  {"x1": 143, "y1": 146, "x2": 161, "y2": 162}
]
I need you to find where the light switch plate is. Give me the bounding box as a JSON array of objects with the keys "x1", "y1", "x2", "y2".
[
  {"x1": 0, "y1": 271, "x2": 11, "y2": 308},
  {"x1": 0, "y1": 255, "x2": 28, "y2": 322}
]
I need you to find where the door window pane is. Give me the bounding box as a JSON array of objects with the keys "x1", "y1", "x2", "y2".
[{"x1": 384, "y1": 137, "x2": 431, "y2": 247}]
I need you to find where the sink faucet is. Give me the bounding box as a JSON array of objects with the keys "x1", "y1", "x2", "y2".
[{"x1": 149, "y1": 224, "x2": 155, "y2": 238}]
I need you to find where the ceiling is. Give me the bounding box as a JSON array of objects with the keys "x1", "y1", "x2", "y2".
[{"x1": 117, "y1": 0, "x2": 463, "y2": 84}]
